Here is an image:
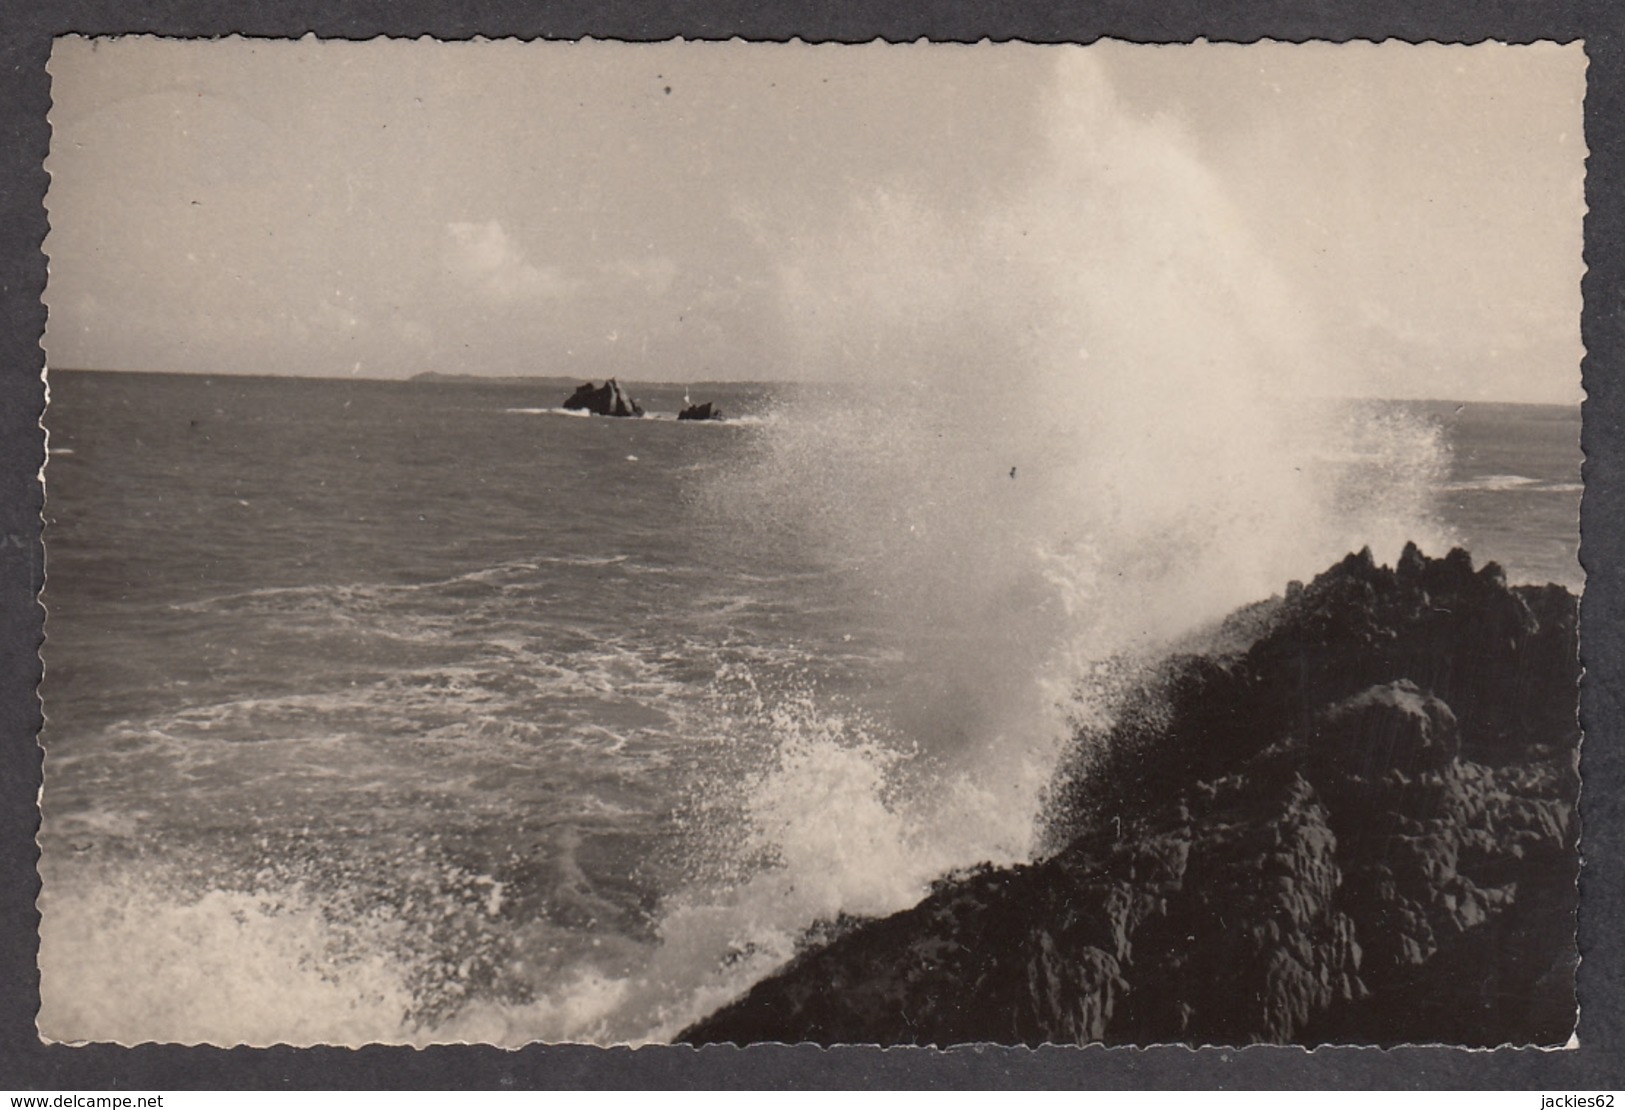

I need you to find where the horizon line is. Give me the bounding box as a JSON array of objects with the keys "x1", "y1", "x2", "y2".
[{"x1": 40, "y1": 365, "x2": 1584, "y2": 409}]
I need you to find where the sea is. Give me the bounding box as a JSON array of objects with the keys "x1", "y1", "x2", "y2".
[{"x1": 34, "y1": 369, "x2": 1583, "y2": 1046}]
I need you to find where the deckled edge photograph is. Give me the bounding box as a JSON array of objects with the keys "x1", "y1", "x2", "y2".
[{"x1": 3, "y1": 0, "x2": 1625, "y2": 1092}]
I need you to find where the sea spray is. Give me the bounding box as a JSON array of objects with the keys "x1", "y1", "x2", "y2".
[
  {"x1": 699, "y1": 47, "x2": 1453, "y2": 936},
  {"x1": 38, "y1": 868, "x2": 418, "y2": 1046}
]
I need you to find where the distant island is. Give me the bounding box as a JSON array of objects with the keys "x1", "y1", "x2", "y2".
[{"x1": 408, "y1": 371, "x2": 573, "y2": 384}]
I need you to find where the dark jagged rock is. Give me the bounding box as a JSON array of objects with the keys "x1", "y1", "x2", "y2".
[
  {"x1": 679, "y1": 545, "x2": 1579, "y2": 1047},
  {"x1": 1311, "y1": 679, "x2": 1460, "y2": 778},
  {"x1": 562, "y1": 378, "x2": 644, "y2": 417},
  {"x1": 677, "y1": 401, "x2": 723, "y2": 421}
]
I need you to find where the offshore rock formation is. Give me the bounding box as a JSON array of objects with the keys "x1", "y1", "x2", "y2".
[
  {"x1": 562, "y1": 378, "x2": 644, "y2": 417},
  {"x1": 677, "y1": 401, "x2": 723, "y2": 421},
  {"x1": 679, "y1": 545, "x2": 1580, "y2": 1047}
]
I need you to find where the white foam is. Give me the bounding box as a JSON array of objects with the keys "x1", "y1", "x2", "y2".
[
  {"x1": 504, "y1": 405, "x2": 773, "y2": 427},
  {"x1": 168, "y1": 556, "x2": 635, "y2": 614},
  {"x1": 1440, "y1": 473, "x2": 1543, "y2": 492},
  {"x1": 39, "y1": 873, "x2": 417, "y2": 1047}
]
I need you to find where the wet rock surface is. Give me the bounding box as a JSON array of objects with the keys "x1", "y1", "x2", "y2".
[{"x1": 679, "y1": 545, "x2": 1579, "y2": 1047}]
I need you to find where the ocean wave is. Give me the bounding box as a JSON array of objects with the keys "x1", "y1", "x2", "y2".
[
  {"x1": 673, "y1": 413, "x2": 774, "y2": 428},
  {"x1": 100, "y1": 640, "x2": 698, "y2": 750},
  {"x1": 502, "y1": 406, "x2": 773, "y2": 427},
  {"x1": 502, "y1": 407, "x2": 596, "y2": 418},
  {"x1": 39, "y1": 870, "x2": 419, "y2": 1047},
  {"x1": 1440, "y1": 473, "x2": 1547, "y2": 492},
  {"x1": 168, "y1": 555, "x2": 634, "y2": 615},
  {"x1": 39, "y1": 650, "x2": 1025, "y2": 1046}
]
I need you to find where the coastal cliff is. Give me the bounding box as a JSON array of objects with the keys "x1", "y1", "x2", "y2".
[{"x1": 679, "y1": 545, "x2": 1580, "y2": 1047}]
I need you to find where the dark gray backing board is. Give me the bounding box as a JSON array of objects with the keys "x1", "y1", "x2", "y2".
[{"x1": 2, "y1": 0, "x2": 1620, "y2": 1090}]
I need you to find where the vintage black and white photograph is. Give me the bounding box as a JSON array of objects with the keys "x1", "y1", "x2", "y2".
[{"x1": 35, "y1": 37, "x2": 1585, "y2": 1048}]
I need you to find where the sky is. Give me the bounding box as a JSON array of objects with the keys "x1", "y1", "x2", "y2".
[{"x1": 42, "y1": 37, "x2": 1586, "y2": 403}]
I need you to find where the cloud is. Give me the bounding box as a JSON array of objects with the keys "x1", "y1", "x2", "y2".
[{"x1": 443, "y1": 219, "x2": 574, "y2": 303}]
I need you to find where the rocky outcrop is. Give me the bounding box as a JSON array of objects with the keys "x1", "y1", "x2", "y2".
[
  {"x1": 679, "y1": 545, "x2": 1580, "y2": 1047},
  {"x1": 562, "y1": 379, "x2": 644, "y2": 417},
  {"x1": 677, "y1": 401, "x2": 723, "y2": 421}
]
